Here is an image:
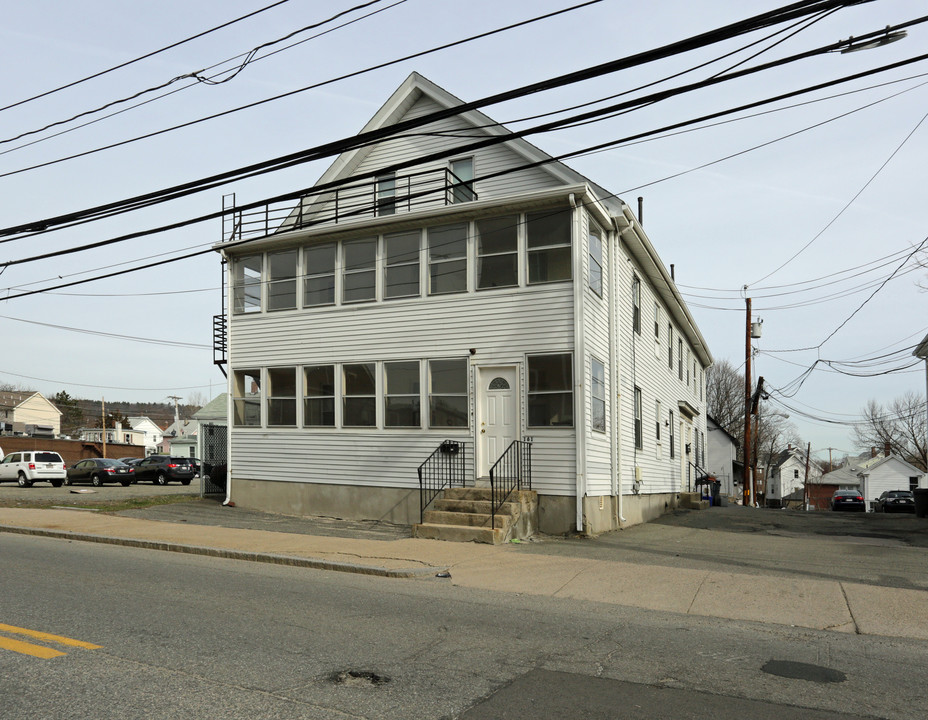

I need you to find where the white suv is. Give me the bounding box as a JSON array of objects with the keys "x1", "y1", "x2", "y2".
[{"x1": 0, "y1": 451, "x2": 67, "y2": 487}]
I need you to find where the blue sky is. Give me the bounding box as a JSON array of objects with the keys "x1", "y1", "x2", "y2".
[{"x1": 1, "y1": 0, "x2": 925, "y2": 460}]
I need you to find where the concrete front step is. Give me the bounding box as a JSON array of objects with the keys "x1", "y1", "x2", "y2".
[
  {"x1": 423, "y1": 509, "x2": 512, "y2": 530},
  {"x1": 412, "y1": 522, "x2": 503, "y2": 544},
  {"x1": 432, "y1": 498, "x2": 519, "y2": 515},
  {"x1": 679, "y1": 492, "x2": 710, "y2": 510}
]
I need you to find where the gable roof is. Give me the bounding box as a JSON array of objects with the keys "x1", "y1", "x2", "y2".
[
  {"x1": 855, "y1": 454, "x2": 924, "y2": 477},
  {"x1": 194, "y1": 394, "x2": 228, "y2": 422},
  {"x1": 0, "y1": 390, "x2": 62, "y2": 416}
]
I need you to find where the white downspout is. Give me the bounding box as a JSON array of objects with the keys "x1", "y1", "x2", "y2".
[
  {"x1": 608, "y1": 221, "x2": 624, "y2": 525},
  {"x1": 222, "y1": 249, "x2": 234, "y2": 507},
  {"x1": 571, "y1": 194, "x2": 587, "y2": 534}
]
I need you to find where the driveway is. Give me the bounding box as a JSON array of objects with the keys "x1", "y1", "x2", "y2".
[{"x1": 523, "y1": 505, "x2": 928, "y2": 591}]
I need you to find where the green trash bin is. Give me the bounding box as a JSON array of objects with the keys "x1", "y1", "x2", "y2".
[{"x1": 914, "y1": 488, "x2": 928, "y2": 518}]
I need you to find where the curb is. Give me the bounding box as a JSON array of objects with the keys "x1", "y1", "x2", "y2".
[{"x1": 0, "y1": 525, "x2": 444, "y2": 579}]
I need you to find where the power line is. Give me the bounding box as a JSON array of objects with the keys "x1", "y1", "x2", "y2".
[
  {"x1": 4, "y1": 42, "x2": 927, "y2": 301},
  {"x1": 0, "y1": 0, "x2": 295, "y2": 114},
  {"x1": 5, "y1": 26, "x2": 926, "y2": 270},
  {"x1": 0, "y1": 0, "x2": 401, "y2": 146}
]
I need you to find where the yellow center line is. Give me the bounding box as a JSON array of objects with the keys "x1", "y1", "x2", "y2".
[
  {"x1": 0, "y1": 623, "x2": 102, "y2": 650},
  {"x1": 0, "y1": 636, "x2": 66, "y2": 659}
]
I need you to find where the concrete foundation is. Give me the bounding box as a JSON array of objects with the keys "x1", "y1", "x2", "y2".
[{"x1": 231, "y1": 478, "x2": 684, "y2": 537}]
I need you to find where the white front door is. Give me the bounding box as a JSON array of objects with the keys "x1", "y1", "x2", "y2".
[{"x1": 478, "y1": 366, "x2": 519, "y2": 478}]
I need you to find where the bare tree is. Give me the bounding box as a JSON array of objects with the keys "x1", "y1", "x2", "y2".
[
  {"x1": 852, "y1": 392, "x2": 927, "y2": 471},
  {"x1": 706, "y1": 359, "x2": 745, "y2": 438}
]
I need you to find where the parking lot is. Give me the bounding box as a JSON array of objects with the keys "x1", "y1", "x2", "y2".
[{"x1": 0, "y1": 478, "x2": 204, "y2": 507}]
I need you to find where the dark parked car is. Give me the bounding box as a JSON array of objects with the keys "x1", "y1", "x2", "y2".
[
  {"x1": 875, "y1": 490, "x2": 915, "y2": 513},
  {"x1": 132, "y1": 455, "x2": 195, "y2": 485},
  {"x1": 831, "y1": 489, "x2": 866, "y2": 511},
  {"x1": 66, "y1": 458, "x2": 134, "y2": 487}
]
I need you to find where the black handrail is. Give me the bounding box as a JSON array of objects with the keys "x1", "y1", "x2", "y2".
[
  {"x1": 689, "y1": 461, "x2": 711, "y2": 492},
  {"x1": 417, "y1": 440, "x2": 468, "y2": 523},
  {"x1": 489, "y1": 440, "x2": 532, "y2": 529}
]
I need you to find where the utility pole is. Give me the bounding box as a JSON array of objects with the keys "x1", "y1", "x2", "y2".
[
  {"x1": 743, "y1": 298, "x2": 752, "y2": 507},
  {"x1": 167, "y1": 395, "x2": 182, "y2": 432},
  {"x1": 101, "y1": 397, "x2": 107, "y2": 458},
  {"x1": 803, "y1": 442, "x2": 812, "y2": 510}
]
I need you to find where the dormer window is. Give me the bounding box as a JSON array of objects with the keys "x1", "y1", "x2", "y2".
[{"x1": 449, "y1": 158, "x2": 474, "y2": 203}]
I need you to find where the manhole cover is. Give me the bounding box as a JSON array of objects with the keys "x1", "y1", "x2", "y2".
[
  {"x1": 761, "y1": 660, "x2": 846, "y2": 683},
  {"x1": 329, "y1": 670, "x2": 390, "y2": 687}
]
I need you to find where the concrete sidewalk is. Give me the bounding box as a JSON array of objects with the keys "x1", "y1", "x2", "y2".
[{"x1": 2, "y1": 505, "x2": 927, "y2": 642}]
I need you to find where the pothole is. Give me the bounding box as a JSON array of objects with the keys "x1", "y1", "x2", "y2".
[
  {"x1": 329, "y1": 670, "x2": 391, "y2": 687},
  {"x1": 761, "y1": 660, "x2": 846, "y2": 683}
]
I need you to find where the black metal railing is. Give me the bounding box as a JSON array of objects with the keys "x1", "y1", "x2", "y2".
[
  {"x1": 417, "y1": 440, "x2": 468, "y2": 523},
  {"x1": 489, "y1": 440, "x2": 532, "y2": 529},
  {"x1": 689, "y1": 461, "x2": 711, "y2": 492},
  {"x1": 222, "y1": 167, "x2": 477, "y2": 243}
]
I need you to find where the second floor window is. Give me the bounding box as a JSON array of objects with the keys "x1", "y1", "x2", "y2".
[
  {"x1": 267, "y1": 250, "x2": 297, "y2": 311},
  {"x1": 429, "y1": 223, "x2": 467, "y2": 294},
  {"x1": 589, "y1": 229, "x2": 603, "y2": 297},
  {"x1": 632, "y1": 275, "x2": 641, "y2": 334},
  {"x1": 232, "y1": 255, "x2": 262, "y2": 314},
  {"x1": 384, "y1": 230, "x2": 420, "y2": 299},
  {"x1": 304, "y1": 243, "x2": 336, "y2": 307},
  {"x1": 343, "y1": 238, "x2": 376, "y2": 303},
  {"x1": 527, "y1": 208, "x2": 571, "y2": 284},
  {"x1": 476, "y1": 216, "x2": 518, "y2": 289}
]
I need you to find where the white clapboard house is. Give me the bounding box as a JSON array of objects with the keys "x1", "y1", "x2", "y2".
[{"x1": 215, "y1": 73, "x2": 712, "y2": 537}]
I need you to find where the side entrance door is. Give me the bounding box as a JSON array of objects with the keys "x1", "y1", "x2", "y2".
[{"x1": 477, "y1": 366, "x2": 519, "y2": 478}]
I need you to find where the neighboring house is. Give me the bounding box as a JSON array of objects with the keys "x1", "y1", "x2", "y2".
[
  {"x1": 194, "y1": 393, "x2": 228, "y2": 426},
  {"x1": 161, "y1": 418, "x2": 200, "y2": 453},
  {"x1": 79, "y1": 423, "x2": 146, "y2": 447},
  {"x1": 767, "y1": 446, "x2": 822, "y2": 507},
  {"x1": 126, "y1": 416, "x2": 164, "y2": 454},
  {"x1": 0, "y1": 391, "x2": 62, "y2": 436},
  {"x1": 808, "y1": 464, "x2": 860, "y2": 510},
  {"x1": 706, "y1": 415, "x2": 738, "y2": 498},
  {"x1": 857, "y1": 454, "x2": 925, "y2": 510},
  {"x1": 214, "y1": 73, "x2": 712, "y2": 535}
]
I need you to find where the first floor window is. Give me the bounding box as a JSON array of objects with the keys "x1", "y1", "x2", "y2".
[
  {"x1": 527, "y1": 208, "x2": 572, "y2": 283},
  {"x1": 343, "y1": 363, "x2": 376, "y2": 427},
  {"x1": 232, "y1": 255, "x2": 262, "y2": 314},
  {"x1": 669, "y1": 411, "x2": 675, "y2": 458},
  {"x1": 303, "y1": 365, "x2": 335, "y2": 427},
  {"x1": 384, "y1": 361, "x2": 420, "y2": 427},
  {"x1": 591, "y1": 359, "x2": 605, "y2": 432},
  {"x1": 233, "y1": 369, "x2": 261, "y2": 426},
  {"x1": 655, "y1": 400, "x2": 662, "y2": 441},
  {"x1": 267, "y1": 367, "x2": 297, "y2": 426},
  {"x1": 429, "y1": 359, "x2": 468, "y2": 427},
  {"x1": 528, "y1": 354, "x2": 573, "y2": 427},
  {"x1": 634, "y1": 386, "x2": 642, "y2": 449}
]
